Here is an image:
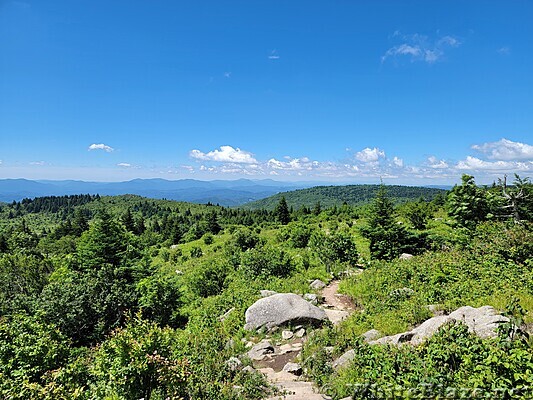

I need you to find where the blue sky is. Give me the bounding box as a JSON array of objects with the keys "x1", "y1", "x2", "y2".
[{"x1": 1, "y1": 0, "x2": 532, "y2": 184}]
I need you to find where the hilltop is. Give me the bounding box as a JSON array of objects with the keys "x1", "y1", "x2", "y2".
[{"x1": 241, "y1": 184, "x2": 448, "y2": 210}]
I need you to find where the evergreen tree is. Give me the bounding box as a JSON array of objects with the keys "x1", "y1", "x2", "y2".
[
  {"x1": 77, "y1": 210, "x2": 128, "y2": 270},
  {"x1": 362, "y1": 184, "x2": 414, "y2": 260},
  {"x1": 274, "y1": 196, "x2": 290, "y2": 224},
  {"x1": 122, "y1": 208, "x2": 136, "y2": 232},
  {"x1": 447, "y1": 174, "x2": 489, "y2": 228}
]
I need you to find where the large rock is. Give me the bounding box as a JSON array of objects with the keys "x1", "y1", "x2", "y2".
[
  {"x1": 370, "y1": 306, "x2": 510, "y2": 346},
  {"x1": 244, "y1": 293, "x2": 328, "y2": 331},
  {"x1": 247, "y1": 340, "x2": 274, "y2": 361}
]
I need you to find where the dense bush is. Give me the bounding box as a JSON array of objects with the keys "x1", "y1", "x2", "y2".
[{"x1": 240, "y1": 246, "x2": 295, "y2": 278}]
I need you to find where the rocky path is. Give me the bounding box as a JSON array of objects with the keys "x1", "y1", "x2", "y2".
[{"x1": 255, "y1": 280, "x2": 356, "y2": 400}]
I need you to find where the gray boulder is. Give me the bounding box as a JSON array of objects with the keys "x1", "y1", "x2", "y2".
[
  {"x1": 247, "y1": 340, "x2": 274, "y2": 361},
  {"x1": 370, "y1": 306, "x2": 510, "y2": 346},
  {"x1": 310, "y1": 279, "x2": 327, "y2": 290},
  {"x1": 332, "y1": 349, "x2": 355, "y2": 369},
  {"x1": 244, "y1": 293, "x2": 327, "y2": 331}
]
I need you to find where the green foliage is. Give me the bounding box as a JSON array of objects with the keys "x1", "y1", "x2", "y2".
[
  {"x1": 38, "y1": 265, "x2": 142, "y2": 346},
  {"x1": 137, "y1": 272, "x2": 184, "y2": 327},
  {"x1": 310, "y1": 230, "x2": 359, "y2": 271},
  {"x1": 447, "y1": 174, "x2": 490, "y2": 228},
  {"x1": 91, "y1": 316, "x2": 189, "y2": 400},
  {"x1": 274, "y1": 196, "x2": 290, "y2": 224},
  {"x1": 402, "y1": 198, "x2": 433, "y2": 230},
  {"x1": 0, "y1": 314, "x2": 71, "y2": 399},
  {"x1": 77, "y1": 211, "x2": 129, "y2": 270},
  {"x1": 240, "y1": 245, "x2": 295, "y2": 278},
  {"x1": 0, "y1": 253, "x2": 54, "y2": 314},
  {"x1": 361, "y1": 184, "x2": 425, "y2": 260},
  {"x1": 243, "y1": 184, "x2": 447, "y2": 210},
  {"x1": 186, "y1": 259, "x2": 230, "y2": 298}
]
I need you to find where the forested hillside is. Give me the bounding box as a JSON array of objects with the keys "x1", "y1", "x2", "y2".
[
  {"x1": 242, "y1": 184, "x2": 447, "y2": 210},
  {"x1": 0, "y1": 174, "x2": 532, "y2": 399}
]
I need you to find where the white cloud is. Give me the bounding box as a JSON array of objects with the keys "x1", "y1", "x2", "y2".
[
  {"x1": 30, "y1": 161, "x2": 46, "y2": 166},
  {"x1": 117, "y1": 163, "x2": 131, "y2": 168},
  {"x1": 355, "y1": 147, "x2": 386, "y2": 163},
  {"x1": 471, "y1": 138, "x2": 533, "y2": 161},
  {"x1": 392, "y1": 156, "x2": 404, "y2": 167},
  {"x1": 88, "y1": 143, "x2": 114, "y2": 152},
  {"x1": 190, "y1": 145, "x2": 258, "y2": 164},
  {"x1": 456, "y1": 156, "x2": 532, "y2": 172},
  {"x1": 382, "y1": 32, "x2": 461, "y2": 64},
  {"x1": 427, "y1": 156, "x2": 449, "y2": 169},
  {"x1": 267, "y1": 157, "x2": 319, "y2": 171}
]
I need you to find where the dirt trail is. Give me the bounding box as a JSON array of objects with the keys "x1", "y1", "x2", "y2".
[
  {"x1": 257, "y1": 280, "x2": 356, "y2": 399},
  {"x1": 321, "y1": 281, "x2": 356, "y2": 311}
]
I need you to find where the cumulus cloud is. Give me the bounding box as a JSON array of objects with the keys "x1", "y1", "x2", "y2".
[
  {"x1": 456, "y1": 156, "x2": 532, "y2": 172},
  {"x1": 88, "y1": 143, "x2": 114, "y2": 152},
  {"x1": 427, "y1": 156, "x2": 449, "y2": 169},
  {"x1": 190, "y1": 145, "x2": 258, "y2": 164},
  {"x1": 382, "y1": 32, "x2": 461, "y2": 64},
  {"x1": 471, "y1": 138, "x2": 533, "y2": 161},
  {"x1": 355, "y1": 147, "x2": 386, "y2": 163},
  {"x1": 267, "y1": 157, "x2": 319, "y2": 171},
  {"x1": 392, "y1": 156, "x2": 404, "y2": 167},
  {"x1": 184, "y1": 139, "x2": 531, "y2": 182}
]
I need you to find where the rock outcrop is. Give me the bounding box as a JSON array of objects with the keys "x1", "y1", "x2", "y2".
[
  {"x1": 370, "y1": 305, "x2": 509, "y2": 346},
  {"x1": 334, "y1": 306, "x2": 510, "y2": 369}
]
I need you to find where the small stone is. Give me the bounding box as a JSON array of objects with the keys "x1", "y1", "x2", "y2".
[
  {"x1": 247, "y1": 340, "x2": 274, "y2": 361},
  {"x1": 242, "y1": 365, "x2": 255, "y2": 373},
  {"x1": 303, "y1": 293, "x2": 319, "y2": 305},
  {"x1": 225, "y1": 338, "x2": 235, "y2": 349},
  {"x1": 278, "y1": 344, "x2": 294, "y2": 354},
  {"x1": 282, "y1": 330, "x2": 294, "y2": 340},
  {"x1": 225, "y1": 357, "x2": 242, "y2": 371},
  {"x1": 295, "y1": 328, "x2": 306, "y2": 338},
  {"x1": 310, "y1": 279, "x2": 327, "y2": 290},
  {"x1": 245, "y1": 341, "x2": 254, "y2": 348},
  {"x1": 282, "y1": 362, "x2": 302, "y2": 375},
  {"x1": 333, "y1": 349, "x2": 355, "y2": 369},
  {"x1": 399, "y1": 253, "x2": 414, "y2": 260}
]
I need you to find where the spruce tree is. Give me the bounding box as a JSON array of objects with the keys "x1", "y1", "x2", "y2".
[{"x1": 274, "y1": 196, "x2": 290, "y2": 224}]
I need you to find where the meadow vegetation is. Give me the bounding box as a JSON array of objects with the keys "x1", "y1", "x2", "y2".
[{"x1": 0, "y1": 174, "x2": 531, "y2": 399}]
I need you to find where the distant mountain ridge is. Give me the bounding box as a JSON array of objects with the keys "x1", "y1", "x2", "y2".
[
  {"x1": 241, "y1": 184, "x2": 448, "y2": 210},
  {"x1": 0, "y1": 178, "x2": 307, "y2": 206}
]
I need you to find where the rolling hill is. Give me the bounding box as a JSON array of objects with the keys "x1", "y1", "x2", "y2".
[{"x1": 241, "y1": 184, "x2": 448, "y2": 210}]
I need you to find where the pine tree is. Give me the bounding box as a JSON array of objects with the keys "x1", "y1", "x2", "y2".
[{"x1": 274, "y1": 196, "x2": 290, "y2": 224}]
